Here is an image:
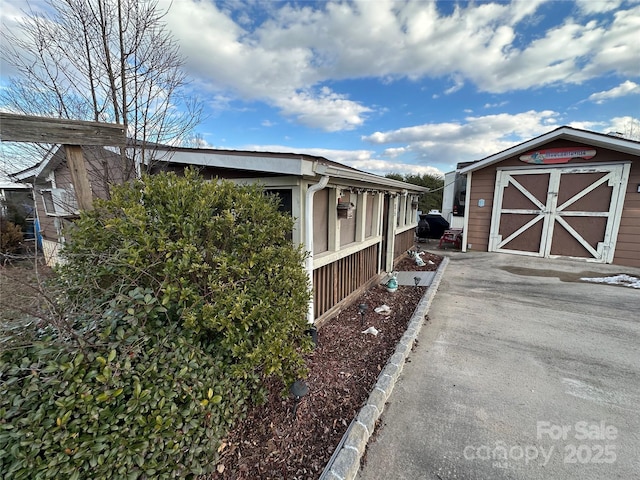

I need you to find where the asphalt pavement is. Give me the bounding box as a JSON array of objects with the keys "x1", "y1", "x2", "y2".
[{"x1": 357, "y1": 251, "x2": 640, "y2": 480}]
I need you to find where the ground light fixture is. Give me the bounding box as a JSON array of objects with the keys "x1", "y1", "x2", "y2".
[
  {"x1": 305, "y1": 325, "x2": 318, "y2": 348},
  {"x1": 290, "y1": 380, "x2": 309, "y2": 416},
  {"x1": 358, "y1": 303, "x2": 368, "y2": 325}
]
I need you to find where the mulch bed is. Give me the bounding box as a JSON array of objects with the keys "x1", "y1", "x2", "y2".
[
  {"x1": 208, "y1": 252, "x2": 443, "y2": 479},
  {"x1": 393, "y1": 250, "x2": 442, "y2": 272}
]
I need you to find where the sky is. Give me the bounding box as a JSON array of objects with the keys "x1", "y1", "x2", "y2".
[{"x1": 1, "y1": 0, "x2": 639, "y2": 178}]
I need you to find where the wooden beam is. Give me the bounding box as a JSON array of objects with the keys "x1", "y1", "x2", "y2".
[
  {"x1": 0, "y1": 112, "x2": 125, "y2": 146},
  {"x1": 64, "y1": 145, "x2": 93, "y2": 210}
]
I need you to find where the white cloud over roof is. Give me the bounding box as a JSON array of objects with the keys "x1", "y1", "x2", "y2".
[
  {"x1": 160, "y1": 0, "x2": 640, "y2": 131},
  {"x1": 588, "y1": 81, "x2": 640, "y2": 104},
  {"x1": 2, "y1": 0, "x2": 638, "y2": 176}
]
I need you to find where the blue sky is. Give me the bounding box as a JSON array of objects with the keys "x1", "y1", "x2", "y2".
[{"x1": 1, "y1": 0, "x2": 639, "y2": 177}]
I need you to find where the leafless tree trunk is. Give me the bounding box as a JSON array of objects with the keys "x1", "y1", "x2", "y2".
[
  {"x1": 1, "y1": 0, "x2": 202, "y2": 188},
  {"x1": 621, "y1": 118, "x2": 640, "y2": 141}
]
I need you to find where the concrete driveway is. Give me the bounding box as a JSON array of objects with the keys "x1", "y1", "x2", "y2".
[{"x1": 357, "y1": 251, "x2": 640, "y2": 480}]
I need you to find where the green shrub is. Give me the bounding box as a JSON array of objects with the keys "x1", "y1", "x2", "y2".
[
  {"x1": 0, "y1": 169, "x2": 312, "y2": 478},
  {"x1": 1, "y1": 311, "x2": 247, "y2": 478}
]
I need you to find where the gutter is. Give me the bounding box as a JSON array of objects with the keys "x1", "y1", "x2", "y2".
[{"x1": 316, "y1": 163, "x2": 429, "y2": 193}]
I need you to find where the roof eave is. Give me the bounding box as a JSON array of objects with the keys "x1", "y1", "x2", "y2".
[
  {"x1": 158, "y1": 148, "x2": 429, "y2": 193},
  {"x1": 460, "y1": 127, "x2": 640, "y2": 174},
  {"x1": 10, "y1": 145, "x2": 60, "y2": 182},
  {"x1": 314, "y1": 162, "x2": 429, "y2": 193}
]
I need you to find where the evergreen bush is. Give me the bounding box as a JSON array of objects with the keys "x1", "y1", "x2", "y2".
[{"x1": 0, "y1": 169, "x2": 312, "y2": 478}]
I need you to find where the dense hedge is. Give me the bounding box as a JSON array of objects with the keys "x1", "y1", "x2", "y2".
[{"x1": 0, "y1": 169, "x2": 312, "y2": 478}]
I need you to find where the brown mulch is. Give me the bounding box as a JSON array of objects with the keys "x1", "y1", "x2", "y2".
[
  {"x1": 209, "y1": 252, "x2": 443, "y2": 479},
  {"x1": 393, "y1": 250, "x2": 442, "y2": 272}
]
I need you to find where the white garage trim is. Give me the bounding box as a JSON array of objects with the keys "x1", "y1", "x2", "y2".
[{"x1": 489, "y1": 163, "x2": 630, "y2": 263}]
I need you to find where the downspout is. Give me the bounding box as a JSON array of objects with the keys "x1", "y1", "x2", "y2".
[{"x1": 305, "y1": 175, "x2": 330, "y2": 324}]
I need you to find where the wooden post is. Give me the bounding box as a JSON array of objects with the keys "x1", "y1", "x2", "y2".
[
  {"x1": 64, "y1": 145, "x2": 93, "y2": 210},
  {"x1": 355, "y1": 192, "x2": 367, "y2": 242},
  {"x1": 0, "y1": 113, "x2": 125, "y2": 212}
]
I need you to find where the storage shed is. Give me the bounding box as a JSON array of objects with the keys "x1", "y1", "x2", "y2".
[{"x1": 458, "y1": 127, "x2": 640, "y2": 268}]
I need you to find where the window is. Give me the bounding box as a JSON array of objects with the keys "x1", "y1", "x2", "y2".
[
  {"x1": 264, "y1": 189, "x2": 293, "y2": 216},
  {"x1": 40, "y1": 188, "x2": 78, "y2": 216},
  {"x1": 264, "y1": 188, "x2": 293, "y2": 241}
]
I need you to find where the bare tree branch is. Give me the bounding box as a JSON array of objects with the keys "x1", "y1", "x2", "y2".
[{"x1": 1, "y1": 0, "x2": 203, "y2": 183}]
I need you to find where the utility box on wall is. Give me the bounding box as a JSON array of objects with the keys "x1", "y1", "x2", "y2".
[{"x1": 337, "y1": 201, "x2": 355, "y2": 219}]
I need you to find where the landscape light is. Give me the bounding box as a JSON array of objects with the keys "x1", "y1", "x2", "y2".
[
  {"x1": 358, "y1": 303, "x2": 368, "y2": 325},
  {"x1": 289, "y1": 380, "x2": 309, "y2": 416}
]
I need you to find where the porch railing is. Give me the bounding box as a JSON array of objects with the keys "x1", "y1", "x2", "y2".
[{"x1": 313, "y1": 243, "x2": 379, "y2": 318}]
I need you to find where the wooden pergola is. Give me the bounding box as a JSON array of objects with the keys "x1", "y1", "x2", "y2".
[{"x1": 0, "y1": 112, "x2": 125, "y2": 210}]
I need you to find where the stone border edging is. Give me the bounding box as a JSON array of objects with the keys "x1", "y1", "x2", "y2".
[{"x1": 319, "y1": 256, "x2": 450, "y2": 480}]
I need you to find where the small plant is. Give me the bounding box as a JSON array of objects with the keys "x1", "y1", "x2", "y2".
[{"x1": 0, "y1": 218, "x2": 23, "y2": 255}]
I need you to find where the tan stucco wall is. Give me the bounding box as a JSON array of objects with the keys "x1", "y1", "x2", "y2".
[{"x1": 313, "y1": 188, "x2": 329, "y2": 254}]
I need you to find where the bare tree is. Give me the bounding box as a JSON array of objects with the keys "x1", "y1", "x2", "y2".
[
  {"x1": 1, "y1": 0, "x2": 202, "y2": 185},
  {"x1": 621, "y1": 118, "x2": 640, "y2": 141}
]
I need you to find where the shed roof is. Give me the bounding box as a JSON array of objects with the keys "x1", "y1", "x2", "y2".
[{"x1": 459, "y1": 126, "x2": 640, "y2": 174}]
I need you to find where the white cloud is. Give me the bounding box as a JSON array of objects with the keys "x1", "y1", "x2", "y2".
[
  {"x1": 348, "y1": 159, "x2": 443, "y2": 177},
  {"x1": 160, "y1": 0, "x2": 372, "y2": 131},
  {"x1": 6, "y1": 0, "x2": 637, "y2": 136},
  {"x1": 382, "y1": 147, "x2": 408, "y2": 158},
  {"x1": 364, "y1": 110, "x2": 559, "y2": 144},
  {"x1": 243, "y1": 144, "x2": 375, "y2": 165},
  {"x1": 444, "y1": 74, "x2": 465, "y2": 95},
  {"x1": 601, "y1": 116, "x2": 640, "y2": 139},
  {"x1": 0, "y1": 1, "x2": 47, "y2": 77},
  {"x1": 579, "y1": 7, "x2": 640, "y2": 79},
  {"x1": 240, "y1": 143, "x2": 443, "y2": 177},
  {"x1": 159, "y1": 0, "x2": 640, "y2": 130},
  {"x1": 274, "y1": 88, "x2": 371, "y2": 131},
  {"x1": 564, "y1": 116, "x2": 640, "y2": 140},
  {"x1": 484, "y1": 101, "x2": 508, "y2": 108},
  {"x1": 565, "y1": 120, "x2": 606, "y2": 130},
  {"x1": 362, "y1": 110, "x2": 562, "y2": 165},
  {"x1": 239, "y1": 112, "x2": 640, "y2": 176},
  {"x1": 575, "y1": 0, "x2": 624, "y2": 15},
  {"x1": 588, "y1": 80, "x2": 640, "y2": 103}
]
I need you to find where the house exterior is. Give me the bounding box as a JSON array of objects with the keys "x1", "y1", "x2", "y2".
[
  {"x1": 0, "y1": 179, "x2": 43, "y2": 253},
  {"x1": 11, "y1": 145, "x2": 130, "y2": 263},
  {"x1": 0, "y1": 180, "x2": 31, "y2": 220},
  {"x1": 454, "y1": 127, "x2": 640, "y2": 268},
  {"x1": 13, "y1": 145, "x2": 427, "y2": 323}
]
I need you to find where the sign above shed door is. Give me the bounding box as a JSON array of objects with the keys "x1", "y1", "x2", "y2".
[{"x1": 488, "y1": 164, "x2": 630, "y2": 263}]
